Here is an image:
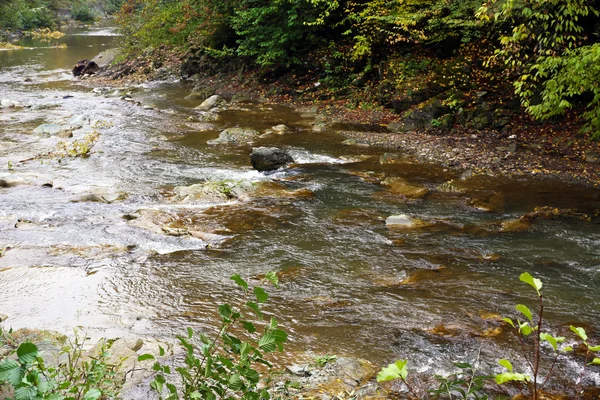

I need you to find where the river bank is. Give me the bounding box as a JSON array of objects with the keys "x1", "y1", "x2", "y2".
[{"x1": 89, "y1": 55, "x2": 600, "y2": 188}]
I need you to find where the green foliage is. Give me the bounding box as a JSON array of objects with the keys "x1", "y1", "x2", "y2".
[
  {"x1": 71, "y1": 1, "x2": 97, "y2": 21},
  {"x1": 141, "y1": 272, "x2": 286, "y2": 399},
  {"x1": 481, "y1": 0, "x2": 600, "y2": 139},
  {"x1": 430, "y1": 361, "x2": 490, "y2": 400},
  {"x1": 0, "y1": 330, "x2": 123, "y2": 400},
  {"x1": 313, "y1": 354, "x2": 337, "y2": 367},
  {"x1": 0, "y1": 0, "x2": 56, "y2": 31},
  {"x1": 496, "y1": 273, "x2": 599, "y2": 400}
]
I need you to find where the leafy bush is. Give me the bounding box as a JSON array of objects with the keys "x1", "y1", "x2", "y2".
[
  {"x1": 140, "y1": 272, "x2": 286, "y2": 399},
  {"x1": 71, "y1": 1, "x2": 96, "y2": 22},
  {"x1": 0, "y1": 329, "x2": 123, "y2": 400},
  {"x1": 479, "y1": 0, "x2": 600, "y2": 139}
]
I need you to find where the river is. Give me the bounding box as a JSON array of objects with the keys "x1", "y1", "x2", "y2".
[{"x1": 1, "y1": 23, "x2": 599, "y2": 391}]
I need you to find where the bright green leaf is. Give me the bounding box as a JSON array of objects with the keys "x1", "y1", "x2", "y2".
[
  {"x1": 376, "y1": 360, "x2": 408, "y2": 382},
  {"x1": 498, "y1": 359, "x2": 513, "y2": 372},
  {"x1": 231, "y1": 274, "x2": 248, "y2": 291},
  {"x1": 502, "y1": 317, "x2": 515, "y2": 328},
  {"x1": 254, "y1": 287, "x2": 268, "y2": 303},
  {"x1": 83, "y1": 389, "x2": 102, "y2": 400},
  {"x1": 570, "y1": 326, "x2": 588, "y2": 341},
  {"x1": 540, "y1": 333, "x2": 558, "y2": 351},
  {"x1": 137, "y1": 354, "x2": 155, "y2": 362},
  {"x1": 587, "y1": 344, "x2": 600, "y2": 351},
  {"x1": 265, "y1": 271, "x2": 279, "y2": 288},
  {"x1": 515, "y1": 304, "x2": 533, "y2": 322},
  {"x1": 14, "y1": 386, "x2": 37, "y2": 400},
  {"x1": 0, "y1": 359, "x2": 24, "y2": 386},
  {"x1": 17, "y1": 342, "x2": 38, "y2": 365},
  {"x1": 520, "y1": 272, "x2": 542, "y2": 296},
  {"x1": 495, "y1": 372, "x2": 529, "y2": 384},
  {"x1": 588, "y1": 358, "x2": 600, "y2": 366}
]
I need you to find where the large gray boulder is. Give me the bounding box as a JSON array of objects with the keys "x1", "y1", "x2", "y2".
[{"x1": 250, "y1": 147, "x2": 294, "y2": 171}]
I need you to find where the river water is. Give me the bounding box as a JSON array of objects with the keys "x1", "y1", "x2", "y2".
[{"x1": 1, "y1": 24, "x2": 599, "y2": 389}]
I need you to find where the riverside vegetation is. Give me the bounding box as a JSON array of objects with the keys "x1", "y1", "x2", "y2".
[
  {"x1": 1, "y1": 273, "x2": 598, "y2": 399},
  {"x1": 112, "y1": 0, "x2": 600, "y2": 142}
]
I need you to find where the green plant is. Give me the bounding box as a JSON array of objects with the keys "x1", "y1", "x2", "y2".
[
  {"x1": 431, "y1": 118, "x2": 442, "y2": 128},
  {"x1": 71, "y1": 1, "x2": 96, "y2": 22},
  {"x1": 313, "y1": 354, "x2": 337, "y2": 367},
  {"x1": 140, "y1": 272, "x2": 287, "y2": 400},
  {"x1": 495, "y1": 272, "x2": 600, "y2": 400},
  {"x1": 430, "y1": 359, "x2": 490, "y2": 400},
  {"x1": 0, "y1": 330, "x2": 123, "y2": 400}
]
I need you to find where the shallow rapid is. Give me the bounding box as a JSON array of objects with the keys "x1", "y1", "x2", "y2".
[{"x1": 1, "y1": 23, "x2": 599, "y2": 390}]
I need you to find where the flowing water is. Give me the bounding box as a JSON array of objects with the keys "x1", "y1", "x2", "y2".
[{"x1": 1, "y1": 24, "x2": 600, "y2": 391}]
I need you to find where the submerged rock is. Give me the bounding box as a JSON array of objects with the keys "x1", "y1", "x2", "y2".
[
  {"x1": 381, "y1": 177, "x2": 429, "y2": 198},
  {"x1": 33, "y1": 123, "x2": 63, "y2": 136},
  {"x1": 271, "y1": 124, "x2": 289, "y2": 134},
  {"x1": 207, "y1": 127, "x2": 260, "y2": 145},
  {"x1": 385, "y1": 214, "x2": 428, "y2": 229},
  {"x1": 250, "y1": 147, "x2": 294, "y2": 171}
]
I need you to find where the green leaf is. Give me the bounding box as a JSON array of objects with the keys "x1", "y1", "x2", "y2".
[
  {"x1": 17, "y1": 342, "x2": 38, "y2": 366},
  {"x1": 0, "y1": 359, "x2": 24, "y2": 386},
  {"x1": 376, "y1": 360, "x2": 408, "y2": 382},
  {"x1": 159, "y1": 345, "x2": 165, "y2": 356},
  {"x1": 83, "y1": 389, "x2": 102, "y2": 400},
  {"x1": 231, "y1": 274, "x2": 248, "y2": 291},
  {"x1": 14, "y1": 386, "x2": 37, "y2": 400},
  {"x1": 495, "y1": 372, "x2": 529, "y2": 384},
  {"x1": 588, "y1": 344, "x2": 600, "y2": 351},
  {"x1": 228, "y1": 374, "x2": 244, "y2": 391},
  {"x1": 515, "y1": 304, "x2": 533, "y2": 322},
  {"x1": 254, "y1": 287, "x2": 269, "y2": 303},
  {"x1": 540, "y1": 333, "x2": 558, "y2": 351},
  {"x1": 137, "y1": 354, "x2": 155, "y2": 362},
  {"x1": 588, "y1": 358, "x2": 600, "y2": 366},
  {"x1": 258, "y1": 333, "x2": 276, "y2": 352},
  {"x1": 498, "y1": 359, "x2": 513, "y2": 372},
  {"x1": 242, "y1": 321, "x2": 256, "y2": 333},
  {"x1": 246, "y1": 301, "x2": 263, "y2": 319},
  {"x1": 502, "y1": 318, "x2": 515, "y2": 328},
  {"x1": 187, "y1": 327, "x2": 194, "y2": 339},
  {"x1": 563, "y1": 346, "x2": 574, "y2": 352},
  {"x1": 570, "y1": 326, "x2": 588, "y2": 341},
  {"x1": 519, "y1": 322, "x2": 533, "y2": 336},
  {"x1": 265, "y1": 271, "x2": 279, "y2": 288},
  {"x1": 219, "y1": 304, "x2": 233, "y2": 320},
  {"x1": 519, "y1": 272, "x2": 542, "y2": 296}
]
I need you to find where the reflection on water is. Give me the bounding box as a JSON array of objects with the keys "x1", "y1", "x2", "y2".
[{"x1": 0, "y1": 23, "x2": 599, "y2": 387}]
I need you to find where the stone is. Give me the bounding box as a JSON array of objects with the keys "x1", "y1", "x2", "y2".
[
  {"x1": 33, "y1": 123, "x2": 63, "y2": 136},
  {"x1": 500, "y1": 219, "x2": 532, "y2": 233},
  {"x1": 250, "y1": 147, "x2": 294, "y2": 171},
  {"x1": 338, "y1": 155, "x2": 375, "y2": 163},
  {"x1": 0, "y1": 313, "x2": 8, "y2": 322},
  {"x1": 385, "y1": 214, "x2": 427, "y2": 229},
  {"x1": 0, "y1": 174, "x2": 26, "y2": 188},
  {"x1": 271, "y1": 124, "x2": 289, "y2": 134},
  {"x1": 341, "y1": 139, "x2": 370, "y2": 147},
  {"x1": 184, "y1": 91, "x2": 212, "y2": 101},
  {"x1": 195, "y1": 94, "x2": 225, "y2": 111},
  {"x1": 379, "y1": 153, "x2": 404, "y2": 164},
  {"x1": 207, "y1": 127, "x2": 260, "y2": 145},
  {"x1": 72, "y1": 59, "x2": 99, "y2": 77},
  {"x1": 388, "y1": 99, "x2": 451, "y2": 133},
  {"x1": 584, "y1": 149, "x2": 600, "y2": 164},
  {"x1": 381, "y1": 177, "x2": 429, "y2": 198},
  {"x1": 1, "y1": 99, "x2": 23, "y2": 108}
]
